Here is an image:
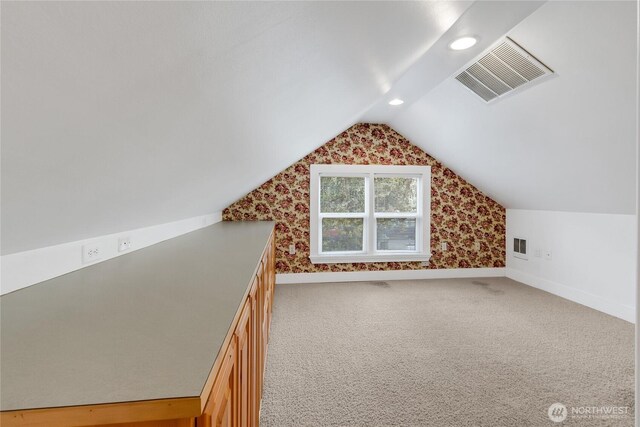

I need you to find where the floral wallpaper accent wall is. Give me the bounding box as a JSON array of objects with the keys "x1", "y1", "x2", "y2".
[{"x1": 223, "y1": 123, "x2": 505, "y2": 273}]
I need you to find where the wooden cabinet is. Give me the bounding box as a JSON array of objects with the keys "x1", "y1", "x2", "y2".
[
  {"x1": 261, "y1": 262, "x2": 270, "y2": 369},
  {"x1": 249, "y1": 278, "x2": 260, "y2": 427},
  {"x1": 270, "y1": 241, "x2": 275, "y2": 325},
  {"x1": 261, "y1": 240, "x2": 275, "y2": 349},
  {"x1": 199, "y1": 229, "x2": 275, "y2": 427},
  {"x1": 1, "y1": 226, "x2": 276, "y2": 427},
  {"x1": 199, "y1": 340, "x2": 236, "y2": 427},
  {"x1": 235, "y1": 300, "x2": 251, "y2": 427}
]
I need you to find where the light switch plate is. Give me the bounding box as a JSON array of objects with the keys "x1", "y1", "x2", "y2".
[{"x1": 441, "y1": 242, "x2": 448, "y2": 251}]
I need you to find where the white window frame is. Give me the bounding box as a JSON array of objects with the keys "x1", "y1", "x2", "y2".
[{"x1": 309, "y1": 164, "x2": 431, "y2": 264}]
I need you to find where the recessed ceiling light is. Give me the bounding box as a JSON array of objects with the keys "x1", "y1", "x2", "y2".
[
  {"x1": 388, "y1": 98, "x2": 404, "y2": 106},
  {"x1": 449, "y1": 36, "x2": 477, "y2": 51}
]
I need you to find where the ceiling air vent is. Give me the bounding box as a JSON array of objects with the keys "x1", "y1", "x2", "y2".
[{"x1": 455, "y1": 37, "x2": 553, "y2": 103}]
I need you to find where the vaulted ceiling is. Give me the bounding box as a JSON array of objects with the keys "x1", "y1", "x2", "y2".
[
  {"x1": 1, "y1": 1, "x2": 637, "y2": 255},
  {"x1": 365, "y1": 0, "x2": 637, "y2": 215}
]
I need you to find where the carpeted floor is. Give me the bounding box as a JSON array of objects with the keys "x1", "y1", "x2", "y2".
[{"x1": 259, "y1": 277, "x2": 634, "y2": 426}]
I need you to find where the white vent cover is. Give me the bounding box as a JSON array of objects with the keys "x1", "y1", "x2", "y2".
[{"x1": 455, "y1": 37, "x2": 553, "y2": 103}]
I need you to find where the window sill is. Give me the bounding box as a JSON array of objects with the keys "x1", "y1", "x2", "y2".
[{"x1": 309, "y1": 253, "x2": 432, "y2": 264}]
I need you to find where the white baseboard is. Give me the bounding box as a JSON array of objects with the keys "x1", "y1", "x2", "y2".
[
  {"x1": 1, "y1": 212, "x2": 222, "y2": 295},
  {"x1": 276, "y1": 268, "x2": 506, "y2": 284},
  {"x1": 277, "y1": 267, "x2": 636, "y2": 324},
  {"x1": 505, "y1": 268, "x2": 635, "y2": 323}
]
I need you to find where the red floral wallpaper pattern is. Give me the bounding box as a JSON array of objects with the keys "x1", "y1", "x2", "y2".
[{"x1": 223, "y1": 123, "x2": 505, "y2": 273}]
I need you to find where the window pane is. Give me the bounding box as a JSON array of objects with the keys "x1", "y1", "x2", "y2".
[
  {"x1": 376, "y1": 218, "x2": 416, "y2": 251},
  {"x1": 513, "y1": 238, "x2": 520, "y2": 253},
  {"x1": 320, "y1": 176, "x2": 365, "y2": 213},
  {"x1": 374, "y1": 177, "x2": 418, "y2": 213},
  {"x1": 519, "y1": 239, "x2": 526, "y2": 254},
  {"x1": 322, "y1": 218, "x2": 364, "y2": 252}
]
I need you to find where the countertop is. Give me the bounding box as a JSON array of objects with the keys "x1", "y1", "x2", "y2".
[{"x1": 0, "y1": 221, "x2": 274, "y2": 411}]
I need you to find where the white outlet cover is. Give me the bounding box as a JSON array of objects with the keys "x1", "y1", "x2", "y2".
[
  {"x1": 82, "y1": 243, "x2": 103, "y2": 264},
  {"x1": 118, "y1": 237, "x2": 132, "y2": 252},
  {"x1": 441, "y1": 242, "x2": 448, "y2": 251},
  {"x1": 289, "y1": 244, "x2": 296, "y2": 255}
]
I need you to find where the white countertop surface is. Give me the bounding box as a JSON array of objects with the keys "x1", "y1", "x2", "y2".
[{"x1": 1, "y1": 221, "x2": 274, "y2": 411}]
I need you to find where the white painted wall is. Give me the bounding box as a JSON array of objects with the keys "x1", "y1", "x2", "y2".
[
  {"x1": 0, "y1": 212, "x2": 222, "y2": 295},
  {"x1": 506, "y1": 209, "x2": 637, "y2": 323}
]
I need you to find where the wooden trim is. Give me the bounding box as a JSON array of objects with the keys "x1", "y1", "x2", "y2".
[
  {"x1": 235, "y1": 300, "x2": 251, "y2": 341},
  {"x1": 199, "y1": 337, "x2": 237, "y2": 427},
  {"x1": 92, "y1": 418, "x2": 195, "y2": 427},
  {"x1": 199, "y1": 323, "x2": 236, "y2": 414},
  {"x1": 248, "y1": 276, "x2": 260, "y2": 427},
  {"x1": 0, "y1": 398, "x2": 201, "y2": 427}
]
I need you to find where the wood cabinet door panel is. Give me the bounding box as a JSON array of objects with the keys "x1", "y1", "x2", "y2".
[
  {"x1": 199, "y1": 340, "x2": 236, "y2": 427},
  {"x1": 235, "y1": 301, "x2": 251, "y2": 427},
  {"x1": 262, "y1": 291, "x2": 270, "y2": 368},
  {"x1": 248, "y1": 279, "x2": 260, "y2": 426}
]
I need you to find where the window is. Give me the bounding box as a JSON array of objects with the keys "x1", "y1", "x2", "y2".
[
  {"x1": 310, "y1": 164, "x2": 431, "y2": 264},
  {"x1": 513, "y1": 237, "x2": 528, "y2": 260}
]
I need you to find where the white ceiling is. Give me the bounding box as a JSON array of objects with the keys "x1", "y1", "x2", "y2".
[
  {"x1": 1, "y1": 1, "x2": 637, "y2": 255},
  {"x1": 366, "y1": 0, "x2": 637, "y2": 214},
  {"x1": 1, "y1": 1, "x2": 472, "y2": 254}
]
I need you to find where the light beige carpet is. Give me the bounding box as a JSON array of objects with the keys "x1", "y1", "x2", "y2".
[{"x1": 259, "y1": 277, "x2": 634, "y2": 426}]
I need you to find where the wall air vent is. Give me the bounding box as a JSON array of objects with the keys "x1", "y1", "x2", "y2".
[
  {"x1": 513, "y1": 237, "x2": 528, "y2": 260},
  {"x1": 455, "y1": 37, "x2": 553, "y2": 103}
]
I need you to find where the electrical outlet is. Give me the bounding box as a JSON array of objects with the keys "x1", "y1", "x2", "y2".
[
  {"x1": 289, "y1": 244, "x2": 296, "y2": 255},
  {"x1": 545, "y1": 249, "x2": 552, "y2": 260},
  {"x1": 534, "y1": 248, "x2": 542, "y2": 258},
  {"x1": 82, "y1": 243, "x2": 103, "y2": 264},
  {"x1": 118, "y1": 237, "x2": 132, "y2": 252},
  {"x1": 474, "y1": 242, "x2": 481, "y2": 251},
  {"x1": 420, "y1": 261, "x2": 429, "y2": 267},
  {"x1": 441, "y1": 242, "x2": 448, "y2": 251}
]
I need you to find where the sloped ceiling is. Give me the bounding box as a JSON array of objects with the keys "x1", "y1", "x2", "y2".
[
  {"x1": 1, "y1": 1, "x2": 636, "y2": 255},
  {"x1": 1, "y1": 1, "x2": 473, "y2": 254},
  {"x1": 363, "y1": 0, "x2": 638, "y2": 214}
]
